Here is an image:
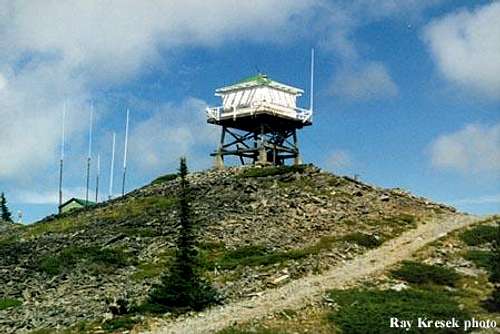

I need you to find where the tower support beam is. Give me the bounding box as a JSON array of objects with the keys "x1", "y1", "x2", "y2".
[{"x1": 211, "y1": 120, "x2": 301, "y2": 167}]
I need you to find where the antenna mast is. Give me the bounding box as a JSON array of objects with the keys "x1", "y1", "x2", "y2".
[
  {"x1": 85, "y1": 102, "x2": 93, "y2": 204},
  {"x1": 121, "y1": 109, "x2": 129, "y2": 196},
  {"x1": 95, "y1": 153, "x2": 100, "y2": 203},
  {"x1": 58, "y1": 102, "x2": 66, "y2": 213},
  {"x1": 309, "y1": 48, "x2": 315, "y2": 112},
  {"x1": 109, "y1": 132, "x2": 116, "y2": 200}
]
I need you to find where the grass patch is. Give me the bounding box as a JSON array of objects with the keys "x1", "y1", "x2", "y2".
[
  {"x1": 24, "y1": 217, "x2": 82, "y2": 238},
  {"x1": 239, "y1": 165, "x2": 308, "y2": 178},
  {"x1": 460, "y1": 225, "x2": 499, "y2": 246},
  {"x1": 97, "y1": 196, "x2": 175, "y2": 223},
  {"x1": 0, "y1": 298, "x2": 22, "y2": 310},
  {"x1": 151, "y1": 173, "x2": 178, "y2": 185},
  {"x1": 38, "y1": 246, "x2": 131, "y2": 275},
  {"x1": 102, "y1": 315, "x2": 139, "y2": 332},
  {"x1": 341, "y1": 232, "x2": 383, "y2": 248},
  {"x1": 391, "y1": 261, "x2": 460, "y2": 287},
  {"x1": 25, "y1": 195, "x2": 176, "y2": 237},
  {"x1": 328, "y1": 288, "x2": 470, "y2": 334}
]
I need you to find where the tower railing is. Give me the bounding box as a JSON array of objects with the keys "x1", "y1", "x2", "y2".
[{"x1": 206, "y1": 101, "x2": 312, "y2": 123}]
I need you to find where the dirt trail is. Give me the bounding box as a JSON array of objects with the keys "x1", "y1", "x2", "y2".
[{"x1": 145, "y1": 214, "x2": 481, "y2": 334}]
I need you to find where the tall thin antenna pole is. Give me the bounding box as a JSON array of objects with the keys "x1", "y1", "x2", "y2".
[
  {"x1": 95, "y1": 153, "x2": 100, "y2": 203},
  {"x1": 109, "y1": 132, "x2": 116, "y2": 200},
  {"x1": 121, "y1": 109, "x2": 129, "y2": 196},
  {"x1": 85, "y1": 102, "x2": 93, "y2": 204},
  {"x1": 309, "y1": 48, "x2": 315, "y2": 112},
  {"x1": 58, "y1": 102, "x2": 66, "y2": 213}
]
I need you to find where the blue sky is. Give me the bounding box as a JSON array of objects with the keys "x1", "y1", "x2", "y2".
[{"x1": 0, "y1": 0, "x2": 499, "y2": 223}]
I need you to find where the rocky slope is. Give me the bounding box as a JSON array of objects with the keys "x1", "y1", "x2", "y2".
[
  {"x1": 220, "y1": 216, "x2": 499, "y2": 334},
  {"x1": 0, "y1": 165, "x2": 457, "y2": 333}
]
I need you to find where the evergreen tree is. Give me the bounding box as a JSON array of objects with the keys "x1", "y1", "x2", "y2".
[
  {"x1": 0, "y1": 192, "x2": 13, "y2": 223},
  {"x1": 147, "y1": 157, "x2": 219, "y2": 312}
]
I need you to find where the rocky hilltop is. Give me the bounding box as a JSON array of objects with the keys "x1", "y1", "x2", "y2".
[{"x1": 0, "y1": 165, "x2": 458, "y2": 333}]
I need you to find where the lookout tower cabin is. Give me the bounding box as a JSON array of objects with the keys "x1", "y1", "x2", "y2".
[{"x1": 206, "y1": 72, "x2": 313, "y2": 168}]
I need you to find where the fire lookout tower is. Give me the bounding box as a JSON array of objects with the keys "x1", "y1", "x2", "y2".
[{"x1": 206, "y1": 52, "x2": 314, "y2": 168}]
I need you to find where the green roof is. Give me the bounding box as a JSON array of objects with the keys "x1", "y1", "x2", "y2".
[
  {"x1": 59, "y1": 198, "x2": 96, "y2": 208},
  {"x1": 236, "y1": 73, "x2": 272, "y2": 85}
]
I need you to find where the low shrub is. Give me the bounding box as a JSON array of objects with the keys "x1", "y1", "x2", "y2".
[
  {"x1": 341, "y1": 232, "x2": 383, "y2": 248},
  {"x1": 464, "y1": 250, "x2": 495, "y2": 273},
  {"x1": 38, "y1": 246, "x2": 130, "y2": 275},
  {"x1": 0, "y1": 298, "x2": 21, "y2": 310},
  {"x1": 102, "y1": 315, "x2": 139, "y2": 332},
  {"x1": 460, "y1": 225, "x2": 499, "y2": 246},
  {"x1": 207, "y1": 237, "x2": 339, "y2": 270},
  {"x1": 328, "y1": 288, "x2": 469, "y2": 334},
  {"x1": 391, "y1": 261, "x2": 460, "y2": 286}
]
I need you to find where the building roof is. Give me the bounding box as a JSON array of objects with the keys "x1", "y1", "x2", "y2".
[
  {"x1": 59, "y1": 197, "x2": 96, "y2": 208},
  {"x1": 216, "y1": 73, "x2": 304, "y2": 95}
]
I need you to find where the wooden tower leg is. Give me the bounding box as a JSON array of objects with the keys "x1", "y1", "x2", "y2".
[
  {"x1": 258, "y1": 124, "x2": 267, "y2": 165},
  {"x1": 214, "y1": 126, "x2": 226, "y2": 169},
  {"x1": 293, "y1": 130, "x2": 302, "y2": 165}
]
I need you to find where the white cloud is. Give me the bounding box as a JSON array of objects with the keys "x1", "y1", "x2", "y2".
[
  {"x1": 423, "y1": 2, "x2": 500, "y2": 98},
  {"x1": 430, "y1": 123, "x2": 500, "y2": 174},
  {"x1": 331, "y1": 62, "x2": 398, "y2": 100},
  {"x1": 129, "y1": 97, "x2": 218, "y2": 173},
  {"x1": 453, "y1": 194, "x2": 500, "y2": 205},
  {"x1": 1, "y1": 1, "x2": 315, "y2": 84},
  {"x1": 0, "y1": 0, "x2": 314, "y2": 181}
]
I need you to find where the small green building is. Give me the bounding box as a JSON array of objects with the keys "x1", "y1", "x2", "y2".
[{"x1": 59, "y1": 198, "x2": 95, "y2": 214}]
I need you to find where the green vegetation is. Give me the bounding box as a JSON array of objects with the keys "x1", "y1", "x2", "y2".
[
  {"x1": 151, "y1": 173, "x2": 178, "y2": 185},
  {"x1": 341, "y1": 232, "x2": 382, "y2": 248},
  {"x1": 483, "y1": 287, "x2": 500, "y2": 312},
  {"x1": 206, "y1": 232, "x2": 386, "y2": 271},
  {"x1": 460, "y1": 225, "x2": 499, "y2": 246},
  {"x1": 102, "y1": 315, "x2": 139, "y2": 332},
  {"x1": 490, "y1": 222, "x2": 500, "y2": 283},
  {"x1": 38, "y1": 246, "x2": 130, "y2": 275},
  {"x1": 367, "y1": 214, "x2": 417, "y2": 229},
  {"x1": 206, "y1": 236, "x2": 337, "y2": 270},
  {"x1": 0, "y1": 298, "x2": 21, "y2": 310},
  {"x1": 96, "y1": 196, "x2": 175, "y2": 223},
  {"x1": 464, "y1": 250, "x2": 495, "y2": 273},
  {"x1": 328, "y1": 288, "x2": 469, "y2": 334},
  {"x1": 147, "y1": 158, "x2": 220, "y2": 313},
  {"x1": 24, "y1": 195, "x2": 175, "y2": 237},
  {"x1": 238, "y1": 165, "x2": 308, "y2": 178},
  {"x1": 218, "y1": 328, "x2": 285, "y2": 334},
  {"x1": 391, "y1": 261, "x2": 460, "y2": 287},
  {"x1": 131, "y1": 252, "x2": 174, "y2": 281},
  {"x1": 0, "y1": 192, "x2": 13, "y2": 222},
  {"x1": 24, "y1": 216, "x2": 83, "y2": 237}
]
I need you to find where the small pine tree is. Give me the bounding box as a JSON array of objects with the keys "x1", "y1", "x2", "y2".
[
  {"x1": 0, "y1": 192, "x2": 13, "y2": 223},
  {"x1": 147, "y1": 157, "x2": 219, "y2": 312}
]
